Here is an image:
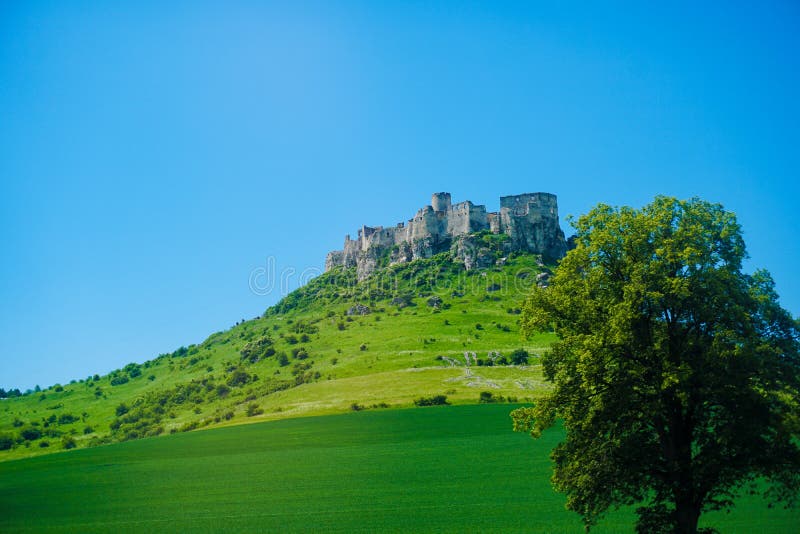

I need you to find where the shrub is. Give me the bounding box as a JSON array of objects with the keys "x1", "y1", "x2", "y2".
[
  {"x1": 241, "y1": 336, "x2": 275, "y2": 363},
  {"x1": 246, "y1": 403, "x2": 264, "y2": 417},
  {"x1": 57, "y1": 413, "x2": 79, "y2": 425},
  {"x1": 148, "y1": 374, "x2": 156, "y2": 381},
  {"x1": 110, "y1": 376, "x2": 129, "y2": 386},
  {"x1": 413, "y1": 395, "x2": 449, "y2": 407},
  {"x1": 20, "y1": 427, "x2": 42, "y2": 441},
  {"x1": 276, "y1": 352, "x2": 289, "y2": 367},
  {"x1": 83, "y1": 426, "x2": 94, "y2": 435},
  {"x1": 479, "y1": 391, "x2": 497, "y2": 403},
  {"x1": 0, "y1": 433, "x2": 13, "y2": 450},
  {"x1": 61, "y1": 436, "x2": 77, "y2": 449},
  {"x1": 39, "y1": 440, "x2": 50, "y2": 448},
  {"x1": 427, "y1": 296, "x2": 443, "y2": 308},
  {"x1": 180, "y1": 421, "x2": 199, "y2": 432},
  {"x1": 509, "y1": 348, "x2": 529, "y2": 365},
  {"x1": 360, "y1": 344, "x2": 368, "y2": 351},
  {"x1": 226, "y1": 369, "x2": 251, "y2": 387},
  {"x1": 116, "y1": 403, "x2": 129, "y2": 417},
  {"x1": 350, "y1": 403, "x2": 364, "y2": 411}
]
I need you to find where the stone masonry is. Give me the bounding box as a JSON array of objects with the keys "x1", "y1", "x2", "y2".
[{"x1": 325, "y1": 192, "x2": 567, "y2": 280}]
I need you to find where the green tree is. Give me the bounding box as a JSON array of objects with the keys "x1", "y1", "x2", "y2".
[{"x1": 512, "y1": 197, "x2": 800, "y2": 533}]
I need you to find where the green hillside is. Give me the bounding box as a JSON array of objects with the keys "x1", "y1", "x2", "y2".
[
  {"x1": 1, "y1": 248, "x2": 554, "y2": 461},
  {"x1": 2, "y1": 404, "x2": 795, "y2": 533}
]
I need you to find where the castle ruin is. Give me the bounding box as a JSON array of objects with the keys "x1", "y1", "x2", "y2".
[{"x1": 325, "y1": 192, "x2": 567, "y2": 279}]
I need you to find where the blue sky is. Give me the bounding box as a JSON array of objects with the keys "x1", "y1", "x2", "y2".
[{"x1": 1, "y1": 1, "x2": 798, "y2": 390}]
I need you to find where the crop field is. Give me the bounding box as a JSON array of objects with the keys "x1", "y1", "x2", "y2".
[{"x1": 1, "y1": 404, "x2": 796, "y2": 533}]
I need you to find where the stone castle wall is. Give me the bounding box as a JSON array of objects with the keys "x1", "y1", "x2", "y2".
[{"x1": 325, "y1": 192, "x2": 567, "y2": 279}]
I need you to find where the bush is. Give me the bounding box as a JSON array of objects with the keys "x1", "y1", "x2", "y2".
[
  {"x1": 241, "y1": 336, "x2": 275, "y2": 363},
  {"x1": 83, "y1": 426, "x2": 94, "y2": 435},
  {"x1": 180, "y1": 421, "x2": 199, "y2": 432},
  {"x1": 276, "y1": 352, "x2": 289, "y2": 367},
  {"x1": 116, "y1": 403, "x2": 129, "y2": 416},
  {"x1": 20, "y1": 427, "x2": 42, "y2": 441},
  {"x1": 479, "y1": 391, "x2": 497, "y2": 403},
  {"x1": 350, "y1": 403, "x2": 364, "y2": 411},
  {"x1": 110, "y1": 375, "x2": 129, "y2": 386},
  {"x1": 39, "y1": 440, "x2": 50, "y2": 448},
  {"x1": 246, "y1": 403, "x2": 264, "y2": 417},
  {"x1": 226, "y1": 369, "x2": 251, "y2": 387},
  {"x1": 0, "y1": 433, "x2": 13, "y2": 450},
  {"x1": 61, "y1": 436, "x2": 77, "y2": 449},
  {"x1": 360, "y1": 344, "x2": 368, "y2": 351},
  {"x1": 413, "y1": 395, "x2": 449, "y2": 407},
  {"x1": 57, "y1": 413, "x2": 79, "y2": 425},
  {"x1": 509, "y1": 348, "x2": 529, "y2": 365}
]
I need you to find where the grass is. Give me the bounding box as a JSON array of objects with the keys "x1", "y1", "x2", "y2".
[
  {"x1": 1, "y1": 251, "x2": 553, "y2": 460},
  {"x1": 1, "y1": 404, "x2": 796, "y2": 533}
]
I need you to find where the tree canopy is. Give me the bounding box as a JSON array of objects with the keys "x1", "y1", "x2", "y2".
[{"x1": 512, "y1": 196, "x2": 800, "y2": 533}]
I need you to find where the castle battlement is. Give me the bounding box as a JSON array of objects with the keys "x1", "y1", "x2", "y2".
[{"x1": 325, "y1": 192, "x2": 567, "y2": 279}]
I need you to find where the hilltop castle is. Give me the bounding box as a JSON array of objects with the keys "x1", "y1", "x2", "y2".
[{"x1": 325, "y1": 192, "x2": 567, "y2": 280}]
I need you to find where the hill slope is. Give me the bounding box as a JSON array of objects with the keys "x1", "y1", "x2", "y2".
[{"x1": 1, "y1": 248, "x2": 554, "y2": 461}]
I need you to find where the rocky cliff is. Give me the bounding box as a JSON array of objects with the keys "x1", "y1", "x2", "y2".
[{"x1": 325, "y1": 192, "x2": 567, "y2": 280}]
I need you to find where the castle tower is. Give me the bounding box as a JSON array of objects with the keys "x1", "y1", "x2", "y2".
[{"x1": 431, "y1": 192, "x2": 452, "y2": 213}]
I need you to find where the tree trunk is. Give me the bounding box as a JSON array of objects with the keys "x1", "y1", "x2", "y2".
[{"x1": 674, "y1": 496, "x2": 700, "y2": 533}]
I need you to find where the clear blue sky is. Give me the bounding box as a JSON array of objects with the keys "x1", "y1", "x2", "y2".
[{"x1": 2, "y1": 1, "x2": 798, "y2": 391}]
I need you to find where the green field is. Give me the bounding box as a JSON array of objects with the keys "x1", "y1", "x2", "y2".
[{"x1": 1, "y1": 404, "x2": 796, "y2": 533}]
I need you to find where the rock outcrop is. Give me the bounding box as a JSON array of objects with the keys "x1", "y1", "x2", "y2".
[{"x1": 325, "y1": 192, "x2": 567, "y2": 280}]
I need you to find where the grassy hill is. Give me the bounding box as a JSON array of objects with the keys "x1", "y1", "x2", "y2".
[
  {"x1": 2, "y1": 404, "x2": 796, "y2": 533},
  {"x1": 1, "y1": 248, "x2": 554, "y2": 461}
]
